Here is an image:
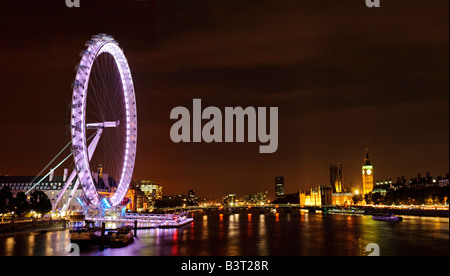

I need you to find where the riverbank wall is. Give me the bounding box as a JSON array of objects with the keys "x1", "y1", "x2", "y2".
[
  {"x1": 0, "y1": 219, "x2": 67, "y2": 235},
  {"x1": 361, "y1": 207, "x2": 448, "y2": 217}
]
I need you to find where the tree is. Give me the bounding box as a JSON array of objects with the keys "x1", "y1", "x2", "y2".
[
  {"x1": 371, "y1": 192, "x2": 384, "y2": 205},
  {"x1": 14, "y1": 192, "x2": 30, "y2": 217},
  {"x1": 352, "y1": 193, "x2": 363, "y2": 205},
  {"x1": 364, "y1": 192, "x2": 373, "y2": 204},
  {"x1": 30, "y1": 191, "x2": 52, "y2": 217},
  {"x1": 0, "y1": 186, "x2": 14, "y2": 214}
]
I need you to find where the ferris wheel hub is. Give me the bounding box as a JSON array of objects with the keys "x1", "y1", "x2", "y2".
[{"x1": 86, "y1": 120, "x2": 121, "y2": 129}]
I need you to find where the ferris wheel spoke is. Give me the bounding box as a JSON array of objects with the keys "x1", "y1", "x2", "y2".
[{"x1": 88, "y1": 66, "x2": 105, "y2": 123}]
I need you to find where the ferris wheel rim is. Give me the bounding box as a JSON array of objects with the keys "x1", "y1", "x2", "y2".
[{"x1": 70, "y1": 34, "x2": 137, "y2": 208}]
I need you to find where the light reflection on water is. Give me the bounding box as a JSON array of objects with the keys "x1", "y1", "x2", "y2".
[{"x1": 0, "y1": 213, "x2": 448, "y2": 256}]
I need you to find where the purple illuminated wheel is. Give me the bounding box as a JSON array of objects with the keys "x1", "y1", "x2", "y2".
[{"x1": 71, "y1": 34, "x2": 137, "y2": 208}]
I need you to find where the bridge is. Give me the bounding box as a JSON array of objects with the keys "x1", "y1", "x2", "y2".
[
  {"x1": 160, "y1": 204, "x2": 338, "y2": 214},
  {"x1": 171, "y1": 204, "x2": 449, "y2": 217}
]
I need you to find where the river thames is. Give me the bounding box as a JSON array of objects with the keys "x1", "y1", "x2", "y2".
[{"x1": 0, "y1": 212, "x2": 448, "y2": 256}]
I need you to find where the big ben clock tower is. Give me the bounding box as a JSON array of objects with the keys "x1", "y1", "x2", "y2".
[{"x1": 362, "y1": 149, "x2": 374, "y2": 195}]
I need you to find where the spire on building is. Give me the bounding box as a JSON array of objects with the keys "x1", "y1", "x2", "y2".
[
  {"x1": 330, "y1": 161, "x2": 343, "y2": 193},
  {"x1": 363, "y1": 148, "x2": 372, "y2": 166}
]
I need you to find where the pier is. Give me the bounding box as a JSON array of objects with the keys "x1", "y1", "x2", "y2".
[{"x1": 85, "y1": 212, "x2": 194, "y2": 229}]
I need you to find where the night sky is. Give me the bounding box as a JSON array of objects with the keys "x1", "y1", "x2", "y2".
[{"x1": 0, "y1": 0, "x2": 448, "y2": 200}]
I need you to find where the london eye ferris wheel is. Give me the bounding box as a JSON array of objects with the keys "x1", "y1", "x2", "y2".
[{"x1": 70, "y1": 34, "x2": 137, "y2": 209}]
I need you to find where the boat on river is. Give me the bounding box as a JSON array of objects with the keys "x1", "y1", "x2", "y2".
[
  {"x1": 372, "y1": 213, "x2": 403, "y2": 222},
  {"x1": 69, "y1": 220, "x2": 102, "y2": 244},
  {"x1": 109, "y1": 226, "x2": 134, "y2": 247},
  {"x1": 327, "y1": 208, "x2": 365, "y2": 215}
]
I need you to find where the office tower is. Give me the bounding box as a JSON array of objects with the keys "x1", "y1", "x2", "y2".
[{"x1": 275, "y1": 176, "x2": 285, "y2": 198}]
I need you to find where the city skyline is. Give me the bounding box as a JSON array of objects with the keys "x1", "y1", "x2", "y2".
[{"x1": 0, "y1": 0, "x2": 448, "y2": 200}]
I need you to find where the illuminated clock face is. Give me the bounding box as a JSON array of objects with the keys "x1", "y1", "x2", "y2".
[{"x1": 366, "y1": 169, "x2": 372, "y2": 175}]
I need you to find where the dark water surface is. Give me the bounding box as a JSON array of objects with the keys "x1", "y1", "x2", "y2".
[{"x1": 1, "y1": 212, "x2": 448, "y2": 256}]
